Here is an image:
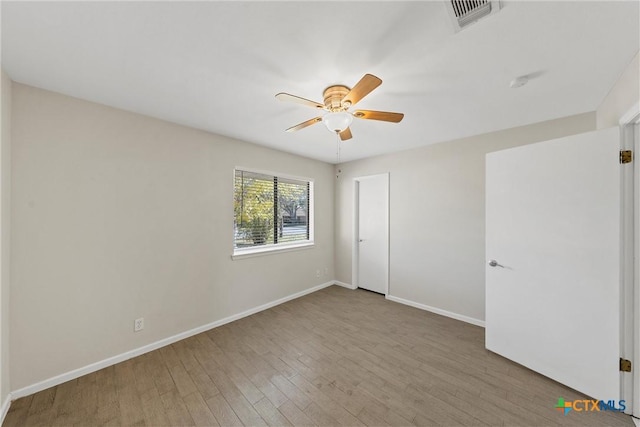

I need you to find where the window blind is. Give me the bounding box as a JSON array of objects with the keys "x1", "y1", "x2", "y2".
[{"x1": 234, "y1": 169, "x2": 311, "y2": 250}]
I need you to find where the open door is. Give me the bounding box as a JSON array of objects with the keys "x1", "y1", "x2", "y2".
[
  {"x1": 354, "y1": 173, "x2": 389, "y2": 295},
  {"x1": 486, "y1": 127, "x2": 621, "y2": 400}
]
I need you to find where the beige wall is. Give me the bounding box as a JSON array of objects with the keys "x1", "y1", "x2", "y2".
[
  {"x1": 1, "y1": 71, "x2": 11, "y2": 405},
  {"x1": 335, "y1": 112, "x2": 596, "y2": 322},
  {"x1": 597, "y1": 51, "x2": 640, "y2": 128},
  {"x1": 10, "y1": 83, "x2": 335, "y2": 391}
]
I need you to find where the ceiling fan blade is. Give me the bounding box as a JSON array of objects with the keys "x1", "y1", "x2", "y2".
[
  {"x1": 285, "y1": 117, "x2": 323, "y2": 132},
  {"x1": 339, "y1": 127, "x2": 353, "y2": 141},
  {"x1": 342, "y1": 74, "x2": 382, "y2": 107},
  {"x1": 353, "y1": 110, "x2": 404, "y2": 123},
  {"x1": 276, "y1": 93, "x2": 325, "y2": 110}
]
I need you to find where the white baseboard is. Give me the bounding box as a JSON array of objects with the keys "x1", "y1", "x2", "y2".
[
  {"x1": 385, "y1": 294, "x2": 485, "y2": 328},
  {"x1": 11, "y1": 280, "x2": 336, "y2": 399},
  {"x1": 1, "y1": 394, "x2": 10, "y2": 425},
  {"x1": 333, "y1": 280, "x2": 356, "y2": 290}
]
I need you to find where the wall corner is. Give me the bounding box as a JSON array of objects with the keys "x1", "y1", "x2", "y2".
[{"x1": 596, "y1": 51, "x2": 640, "y2": 129}]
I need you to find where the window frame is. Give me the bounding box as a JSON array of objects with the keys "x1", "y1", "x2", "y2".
[{"x1": 232, "y1": 167, "x2": 314, "y2": 260}]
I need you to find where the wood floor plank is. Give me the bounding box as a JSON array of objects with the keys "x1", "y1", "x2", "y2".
[
  {"x1": 253, "y1": 397, "x2": 293, "y2": 427},
  {"x1": 2, "y1": 407, "x2": 29, "y2": 427},
  {"x1": 205, "y1": 394, "x2": 243, "y2": 427},
  {"x1": 51, "y1": 380, "x2": 85, "y2": 425},
  {"x1": 355, "y1": 378, "x2": 419, "y2": 421},
  {"x1": 303, "y1": 401, "x2": 340, "y2": 427},
  {"x1": 224, "y1": 366, "x2": 266, "y2": 404},
  {"x1": 160, "y1": 344, "x2": 182, "y2": 369},
  {"x1": 263, "y1": 353, "x2": 299, "y2": 379},
  {"x1": 288, "y1": 373, "x2": 366, "y2": 427},
  {"x1": 26, "y1": 387, "x2": 55, "y2": 416},
  {"x1": 250, "y1": 373, "x2": 290, "y2": 408},
  {"x1": 117, "y1": 385, "x2": 145, "y2": 426},
  {"x1": 356, "y1": 405, "x2": 391, "y2": 427},
  {"x1": 183, "y1": 391, "x2": 220, "y2": 426},
  {"x1": 132, "y1": 356, "x2": 156, "y2": 394},
  {"x1": 404, "y1": 382, "x2": 487, "y2": 426},
  {"x1": 420, "y1": 384, "x2": 503, "y2": 426},
  {"x1": 75, "y1": 375, "x2": 98, "y2": 421},
  {"x1": 310, "y1": 375, "x2": 367, "y2": 417},
  {"x1": 140, "y1": 387, "x2": 172, "y2": 427},
  {"x1": 278, "y1": 400, "x2": 316, "y2": 426},
  {"x1": 173, "y1": 340, "x2": 201, "y2": 373},
  {"x1": 94, "y1": 373, "x2": 120, "y2": 426},
  {"x1": 269, "y1": 374, "x2": 312, "y2": 411},
  {"x1": 358, "y1": 401, "x2": 414, "y2": 427},
  {"x1": 113, "y1": 360, "x2": 136, "y2": 391},
  {"x1": 153, "y1": 364, "x2": 179, "y2": 396},
  {"x1": 207, "y1": 369, "x2": 268, "y2": 426},
  {"x1": 168, "y1": 362, "x2": 198, "y2": 397},
  {"x1": 189, "y1": 370, "x2": 222, "y2": 401},
  {"x1": 159, "y1": 389, "x2": 196, "y2": 426}
]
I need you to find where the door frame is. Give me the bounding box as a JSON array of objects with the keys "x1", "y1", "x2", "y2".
[
  {"x1": 620, "y1": 102, "x2": 640, "y2": 417},
  {"x1": 352, "y1": 173, "x2": 390, "y2": 295}
]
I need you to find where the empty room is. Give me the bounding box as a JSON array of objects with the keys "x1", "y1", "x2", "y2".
[{"x1": 1, "y1": 1, "x2": 639, "y2": 426}]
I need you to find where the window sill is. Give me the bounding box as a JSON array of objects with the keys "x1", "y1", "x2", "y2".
[{"x1": 231, "y1": 242, "x2": 315, "y2": 260}]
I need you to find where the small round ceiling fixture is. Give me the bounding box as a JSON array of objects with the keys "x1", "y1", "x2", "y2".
[{"x1": 510, "y1": 76, "x2": 529, "y2": 89}]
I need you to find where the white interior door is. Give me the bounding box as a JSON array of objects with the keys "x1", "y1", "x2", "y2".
[
  {"x1": 356, "y1": 174, "x2": 389, "y2": 294},
  {"x1": 486, "y1": 127, "x2": 621, "y2": 401}
]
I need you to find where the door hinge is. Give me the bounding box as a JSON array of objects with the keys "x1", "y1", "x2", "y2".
[
  {"x1": 620, "y1": 357, "x2": 632, "y2": 372},
  {"x1": 620, "y1": 150, "x2": 633, "y2": 164}
]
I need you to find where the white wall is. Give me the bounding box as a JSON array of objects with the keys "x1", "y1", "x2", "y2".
[
  {"x1": 10, "y1": 83, "x2": 335, "y2": 391},
  {"x1": 335, "y1": 112, "x2": 596, "y2": 323},
  {"x1": 597, "y1": 51, "x2": 639, "y2": 128},
  {"x1": 1, "y1": 70, "x2": 12, "y2": 409}
]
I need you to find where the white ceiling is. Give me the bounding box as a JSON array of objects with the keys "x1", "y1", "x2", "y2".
[{"x1": 2, "y1": 1, "x2": 638, "y2": 163}]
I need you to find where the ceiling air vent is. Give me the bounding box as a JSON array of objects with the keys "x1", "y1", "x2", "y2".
[{"x1": 446, "y1": 0, "x2": 501, "y2": 32}]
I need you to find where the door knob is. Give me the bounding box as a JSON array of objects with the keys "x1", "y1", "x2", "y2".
[
  {"x1": 359, "y1": 239, "x2": 364, "y2": 242},
  {"x1": 489, "y1": 260, "x2": 504, "y2": 268}
]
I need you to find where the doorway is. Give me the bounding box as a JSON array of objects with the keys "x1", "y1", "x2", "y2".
[{"x1": 353, "y1": 173, "x2": 389, "y2": 295}]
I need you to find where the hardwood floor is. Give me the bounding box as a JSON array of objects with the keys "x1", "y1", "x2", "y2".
[{"x1": 3, "y1": 285, "x2": 633, "y2": 426}]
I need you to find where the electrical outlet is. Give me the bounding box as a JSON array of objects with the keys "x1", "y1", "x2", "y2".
[
  {"x1": 134, "y1": 317, "x2": 144, "y2": 332},
  {"x1": 316, "y1": 269, "x2": 321, "y2": 278}
]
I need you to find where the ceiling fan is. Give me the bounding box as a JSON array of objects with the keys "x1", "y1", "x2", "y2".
[{"x1": 275, "y1": 74, "x2": 404, "y2": 141}]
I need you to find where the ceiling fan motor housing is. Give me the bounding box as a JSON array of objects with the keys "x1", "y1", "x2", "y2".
[{"x1": 323, "y1": 85, "x2": 351, "y2": 111}]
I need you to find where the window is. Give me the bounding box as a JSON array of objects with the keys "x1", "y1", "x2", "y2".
[{"x1": 233, "y1": 169, "x2": 313, "y2": 256}]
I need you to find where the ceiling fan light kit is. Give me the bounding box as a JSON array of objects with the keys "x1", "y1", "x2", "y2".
[
  {"x1": 323, "y1": 111, "x2": 353, "y2": 133},
  {"x1": 276, "y1": 73, "x2": 404, "y2": 141}
]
